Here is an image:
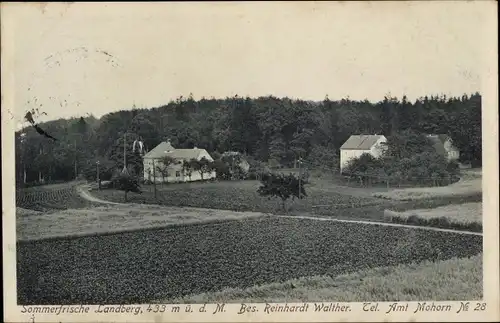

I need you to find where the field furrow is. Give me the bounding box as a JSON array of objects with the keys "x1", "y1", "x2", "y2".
[{"x1": 17, "y1": 217, "x2": 482, "y2": 305}]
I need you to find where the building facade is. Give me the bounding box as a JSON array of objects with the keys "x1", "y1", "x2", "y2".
[
  {"x1": 339, "y1": 135, "x2": 387, "y2": 173},
  {"x1": 143, "y1": 141, "x2": 216, "y2": 183},
  {"x1": 426, "y1": 134, "x2": 460, "y2": 161}
]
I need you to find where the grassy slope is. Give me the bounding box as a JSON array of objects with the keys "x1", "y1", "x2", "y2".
[
  {"x1": 94, "y1": 180, "x2": 379, "y2": 213},
  {"x1": 17, "y1": 217, "x2": 482, "y2": 304},
  {"x1": 385, "y1": 203, "x2": 482, "y2": 224},
  {"x1": 372, "y1": 170, "x2": 482, "y2": 201},
  {"x1": 17, "y1": 204, "x2": 265, "y2": 241},
  {"x1": 383, "y1": 201, "x2": 483, "y2": 233},
  {"x1": 92, "y1": 179, "x2": 482, "y2": 228},
  {"x1": 167, "y1": 254, "x2": 482, "y2": 303}
]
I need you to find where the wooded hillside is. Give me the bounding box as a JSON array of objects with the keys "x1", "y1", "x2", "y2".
[{"x1": 15, "y1": 93, "x2": 482, "y2": 185}]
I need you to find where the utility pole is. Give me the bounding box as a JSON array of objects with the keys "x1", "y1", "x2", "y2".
[
  {"x1": 74, "y1": 139, "x2": 78, "y2": 180},
  {"x1": 20, "y1": 133, "x2": 27, "y2": 186},
  {"x1": 152, "y1": 159, "x2": 157, "y2": 199},
  {"x1": 96, "y1": 161, "x2": 100, "y2": 190},
  {"x1": 22, "y1": 135, "x2": 26, "y2": 184},
  {"x1": 39, "y1": 146, "x2": 43, "y2": 183},
  {"x1": 122, "y1": 133, "x2": 128, "y2": 174},
  {"x1": 231, "y1": 156, "x2": 235, "y2": 180},
  {"x1": 298, "y1": 158, "x2": 302, "y2": 199}
]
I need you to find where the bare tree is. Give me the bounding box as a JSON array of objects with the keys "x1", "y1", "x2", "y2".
[
  {"x1": 182, "y1": 160, "x2": 194, "y2": 181},
  {"x1": 198, "y1": 157, "x2": 215, "y2": 181},
  {"x1": 156, "y1": 156, "x2": 176, "y2": 186}
]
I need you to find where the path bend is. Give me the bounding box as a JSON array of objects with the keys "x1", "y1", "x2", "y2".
[{"x1": 76, "y1": 184, "x2": 482, "y2": 236}]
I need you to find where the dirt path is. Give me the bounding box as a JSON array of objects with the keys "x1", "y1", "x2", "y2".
[
  {"x1": 74, "y1": 185, "x2": 482, "y2": 237},
  {"x1": 278, "y1": 215, "x2": 482, "y2": 236},
  {"x1": 76, "y1": 185, "x2": 123, "y2": 205}
]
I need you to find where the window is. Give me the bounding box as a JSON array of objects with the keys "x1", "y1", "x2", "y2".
[{"x1": 175, "y1": 171, "x2": 181, "y2": 177}]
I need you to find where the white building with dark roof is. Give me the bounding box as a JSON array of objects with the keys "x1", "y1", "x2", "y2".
[
  {"x1": 426, "y1": 134, "x2": 460, "y2": 161},
  {"x1": 143, "y1": 140, "x2": 216, "y2": 183},
  {"x1": 339, "y1": 134, "x2": 387, "y2": 173}
]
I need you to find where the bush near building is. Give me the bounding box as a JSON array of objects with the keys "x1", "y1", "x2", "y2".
[{"x1": 343, "y1": 131, "x2": 460, "y2": 187}]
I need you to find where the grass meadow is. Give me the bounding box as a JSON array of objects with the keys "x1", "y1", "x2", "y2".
[
  {"x1": 167, "y1": 254, "x2": 482, "y2": 303},
  {"x1": 384, "y1": 202, "x2": 482, "y2": 232},
  {"x1": 92, "y1": 178, "x2": 482, "y2": 230},
  {"x1": 15, "y1": 169, "x2": 483, "y2": 304},
  {"x1": 373, "y1": 170, "x2": 482, "y2": 201}
]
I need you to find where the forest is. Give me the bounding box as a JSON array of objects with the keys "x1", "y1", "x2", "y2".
[{"x1": 15, "y1": 92, "x2": 482, "y2": 186}]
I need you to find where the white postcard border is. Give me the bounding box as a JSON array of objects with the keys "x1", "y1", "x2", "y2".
[{"x1": 2, "y1": 2, "x2": 499, "y2": 322}]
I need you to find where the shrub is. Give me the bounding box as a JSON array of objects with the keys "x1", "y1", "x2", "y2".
[
  {"x1": 213, "y1": 160, "x2": 231, "y2": 180},
  {"x1": 257, "y1": 172, "x2": 306, "y2": 213},
  {"x1": 267, "y1": 158, "x2": 282, "y2": 169},
  {"x1": 113, "y1": 173, "x2": 141, "y2": 202},
  {"x1": 306, "y1": 146, "x2": 339, "y2": 172},
  {"x1": 345, "y1": 152, "x2": 459, "y2": 187}
]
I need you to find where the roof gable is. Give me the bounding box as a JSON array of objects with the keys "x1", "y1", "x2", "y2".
[
  {"x1": 144, "y1": 141, "x2": 212, "y2": 161},
  {"x1": 340, "y1": 135, "x2": 385, "y2": 150},
  {"x1": 143, "y1": 141, "x2": 175, "y2": 159},
  {"x1": 166, "y1": 149, "x2": 202, "y2": 160}
]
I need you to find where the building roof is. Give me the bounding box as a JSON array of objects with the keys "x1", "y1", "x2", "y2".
[
  {"x1": 143, "y1": 141, "x2": 175, "y2": 159},
  {"x1": 165, "y1": 149, "x2": 203, "y2": 160},
  {"x1": 340, "y1": 135, "x2": 385, "y2": 150},
  {"x1": 144, "y1": 141, "x2": 210, "y2": 161}
]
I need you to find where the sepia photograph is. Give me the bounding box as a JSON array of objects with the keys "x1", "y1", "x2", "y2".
[{"x1": 2, "y1": 2, "x2": 498, "y2": 322}]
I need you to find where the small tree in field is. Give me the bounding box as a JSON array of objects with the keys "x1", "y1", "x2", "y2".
[
  {"x1": 113, "y1": 173, "x2": 141, "y2": 202},
  {"x1": 182, "y1": 159, "x2": 194, "y2": 181},
  {"x1": 156, "y1": 156, "x2": 176, "y2": 185},
  {"x1": 257, "y1": 172, "x2": 306, "y2": 213},
  {"x1": 213, "y1": 159, "x2": 231, "y2": 180},
  {"x1": 199, "y1": 157, "x2": 215, "y2": 180},
  {"x1": 188, "y1": 158, "x2": 201, "y2": 180}
]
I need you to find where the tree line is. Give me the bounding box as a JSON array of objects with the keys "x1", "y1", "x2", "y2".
[{"x1": 15, "y1": 92, "x2": 482, "y2": 186}]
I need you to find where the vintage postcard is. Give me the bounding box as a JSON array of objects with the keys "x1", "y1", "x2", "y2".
[{"x1": 2, "y1": 2, "x2": 499, "y2": 322}]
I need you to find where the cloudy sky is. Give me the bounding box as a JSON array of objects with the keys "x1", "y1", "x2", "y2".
[{"x1": 2, "y1": 2, "x2": 495, "y2": 128}]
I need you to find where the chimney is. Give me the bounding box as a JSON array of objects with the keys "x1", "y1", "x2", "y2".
[{"x1": 193, "y1": 146, "x2": 198, "y2": 150}]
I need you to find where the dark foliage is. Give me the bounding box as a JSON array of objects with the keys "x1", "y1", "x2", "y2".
[
  {"x1": 344, "y1": 131, "x2": 461, "y2": 186},
  {"x1": 15, "y1": 93, "x2": 481, "y2": 186},
  {"x1": 113, "y1": 173, "x2": 141, "y2": 201},
  {"x1": 387, "y1": 214, "x2": 482, "y2": 233},
  {"x1": 212, "y1": 159, "x2": 231, "y2": 180},
  {"x1": 258, "y1": 172, "x2": 307, "y2": 212}
]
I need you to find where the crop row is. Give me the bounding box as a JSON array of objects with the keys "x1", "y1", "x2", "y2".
[
  {"x1": 17, "y1": 216, "x2": 483, "y2": 304},
  {"x1": 94, "y1": 184, "x2": 378, "y2": 214},
  {"x1": 16, "y1": 187, "x2": 97, "y2": 212},
  {"x1": 93, "y1": 184, "x2": 482, "y2": 229}
]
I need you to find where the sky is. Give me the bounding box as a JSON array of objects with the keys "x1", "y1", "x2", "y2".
[{"x1": 2, "y1": 2, "x2": 496, "y2": 128}]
